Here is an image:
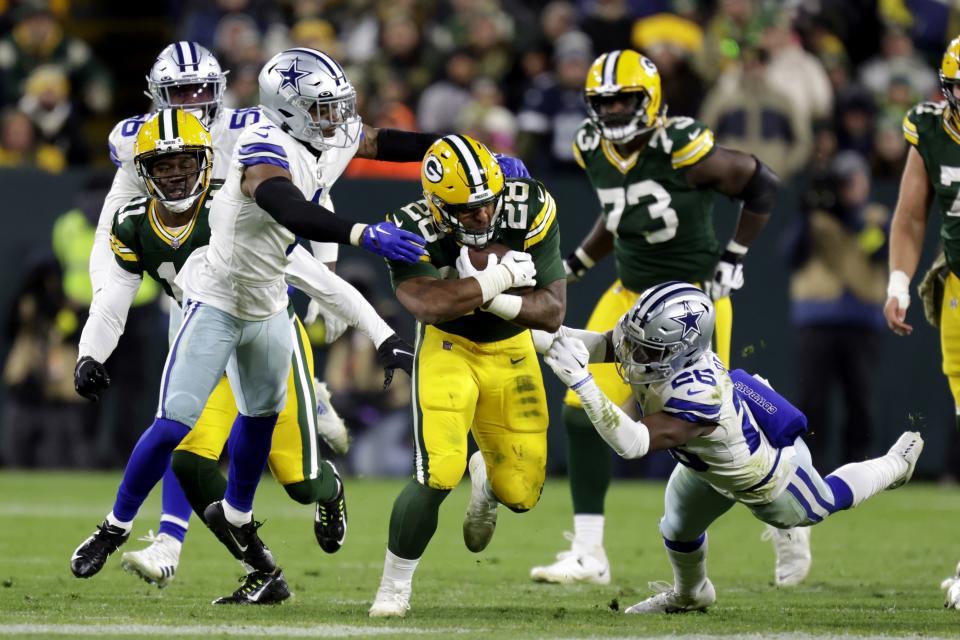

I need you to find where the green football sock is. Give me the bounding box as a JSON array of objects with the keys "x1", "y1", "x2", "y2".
[
  {"x1": 170, "y1": 450, "x2": 227, "y2": 521},
  {"x1": 387, "y1": 480, "x2": 450, "y2": 559},
  {"x1": 284, "y1": 460, "x2": 340, "y2": 504},
  {"x1": 563, "y1": 404, "x2": 611, "y2": 514}
]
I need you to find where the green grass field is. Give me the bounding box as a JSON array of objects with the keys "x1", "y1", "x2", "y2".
[{"x1": 0, "y1": 471, "x2": 958, "y2": 639}]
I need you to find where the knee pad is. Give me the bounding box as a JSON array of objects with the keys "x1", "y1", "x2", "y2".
[
  {"x1": 488, "y1": 466, "x2": 545, "y2": 512},
  {"x1": 162, "y1": 391, "x2": 206, "y2": 427}
]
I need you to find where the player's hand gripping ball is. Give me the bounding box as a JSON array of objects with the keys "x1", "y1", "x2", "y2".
[{"x1": 466, "y1": 244, "x2": 535, "y2": 294}]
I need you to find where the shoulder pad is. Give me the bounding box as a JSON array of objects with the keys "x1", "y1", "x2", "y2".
[
  {"x1": 657, "y1": 116, "x2": 715, "y2": 169},
  {"x1": 661, "y1": 365, "x2": 723, "y2": 424},
  {"x1": 572, "y1": 119, "x2": 602, "y2": 155},
  {"x1": 903, "y1": 101, "x2": 946, "y2": 146},
  {"x1": 235, "y1": 122, "x2": 292, "y2": 170},
  {"x1": 108, "y1": 113, "x2": 151, "y2": 168}
]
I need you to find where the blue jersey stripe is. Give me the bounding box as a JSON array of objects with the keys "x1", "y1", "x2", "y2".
[
  {"x1": 664, "y1": 397, "x2": 721, "y2": 418},
  {"x1": 663, "y1": 534, "x2": 705, "y2": 553},
  {"x1": 108, "y1": 142, "x2": 121, "y2": 168},
  {"x1": 238, "y1": 142, "x2": 287, "y2": 157},
  {"x1": 739, "y1": 408, "x2": 761, "y2": 454},
  {"x1": 795, "y1": 466, "x2": 836, "y2": 513},
  {"x1": 239, "y1": 156, "x2": 290, "y2": 170},
  {"x1": 665, "y1": 410, "x2": 715, "y2": 424}
]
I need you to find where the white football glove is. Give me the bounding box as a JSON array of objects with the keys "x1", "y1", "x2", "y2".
[
  {"x1": 305, "y1": 300, "x2": 349, "y2": 344},
  {"x1": 531, "y1": 328, "x2": 558, "y2": 354},
  {"x1": 543, "y1": 335, "x2": 591, "y2": 388},
  {"x1": 941, "y1": 561, "x2": 960, "y2": 609},
  {"x1": 455, "y1": 245, "x2": 498, "y2": 279},
  {"x1": 704, "y1": 253, "x2": 745, "y2": 300},
  {"x1": 314, "y1": 379, "x2": 349, "y2": 455},
  {"x1": 500, "y1": 250, "x2": 537, "y2": 289}
]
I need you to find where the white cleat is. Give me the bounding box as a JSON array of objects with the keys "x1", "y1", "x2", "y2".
[
  {"x1": 529, "y1": 532, "x2": 610, "y2": 585},
  {"x1": 369, "y1": 579, "x2": 412, "y2": 618},
  {"x1": 941, "y1": 560, "x2": 960, "y2": 609},
  {"x1": 761, "y1": 524, "x2": 811, "y2": 587},
  {"x1": 463, "y1": 451, "x2": 498, "y2": 552},
  {"x1": 120, "y1": 531, "x2": 181, "y2": 589},
  {"x1": 624, "y1": 579, "x2": 716, "y2": 614},
  {"x1": 887, "y1": 431, "x2": 924, "y2": 490},
  {"x1": 315, "y1": 379, "x2": 349, "y2": 455}
]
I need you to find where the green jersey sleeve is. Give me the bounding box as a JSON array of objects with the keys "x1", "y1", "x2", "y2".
[
  {"x1": 519, "y1": 179, "x2": 564, "y2": 286},
  {"x1": 660, "y1": 116, "x2": 716, "y2": 171},
  {"x1": 109, "y1": 196, "x2": 151, "y2": 275}
]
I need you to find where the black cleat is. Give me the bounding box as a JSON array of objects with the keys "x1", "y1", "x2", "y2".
[
  {"x1": 71, "y1": 521, "x2": 130, "y2": 578},
  {"x1": 212, "y1": 568, "x2": 291, "y2": 605},
  {"x1": 314, "y1": 463, "x2": 347, "y2": 553},
  {"x1": 203, "y1": 501, "x2": 276, "y2": 573}
]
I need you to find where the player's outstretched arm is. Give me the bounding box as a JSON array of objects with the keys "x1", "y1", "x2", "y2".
[
  {"x1": 564, "y1": 214, "x2": 613, "y2": 283},
  {"x1": 885, "y1": 145, "x2": 934, "y2": 336},
  {"x1": 356, "y1": 124, "x2": 439, "y2": 162}
]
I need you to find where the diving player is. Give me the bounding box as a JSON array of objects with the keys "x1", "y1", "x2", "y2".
[
  {"x1": 541, "y1": 282, "x2": 923, "y2": 613},
  {"x1": 530, "y1": 49, "x2": 787, "y2": 587},
  {"x1": 884, "y1": 35, "x2": 960, "y2": 609},
  {"x1": 71, "y1": 108, "x2": 416, "y2": 603},
  {"x1": 368, "y1": 134, "x2": 565, "y2": 617}
]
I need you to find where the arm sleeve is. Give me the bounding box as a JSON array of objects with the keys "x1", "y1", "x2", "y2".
[
  {"x1": 374, "y1": 128, "x2": 440, "y2": 162},
  {"x1": 573, "y1": 377, "x2": 651, "y2": 459},
  {"x1": 78, "y1": 260, "x2": 142, "y2": 362},
  {"x1": 90, "y1": 167, "x2": 143, "y2": 292},
  {"x1": 254, "y1": 177, "x2": 366, "y2": 244},
  {"x1": 284, "y1": 244, "x2": 394, "y2": 347}
]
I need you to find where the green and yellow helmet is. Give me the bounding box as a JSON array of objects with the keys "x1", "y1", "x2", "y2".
[
  {"x1": 134, "y1": 108, "x2": 213, "y2": 213},
  {"x1": 421, "y1": 134, "x2": 505, "y2": 247},
  {"x1": 941, "y1": 36, "x2": 960, "y2": 120},
  {"x1": 584, "y1": 49, "x2": 664, "y2": 143}
]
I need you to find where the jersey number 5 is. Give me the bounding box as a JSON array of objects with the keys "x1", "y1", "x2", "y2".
[{"x1": 596, "y1": 181, "x2": 678, "y2": 243}]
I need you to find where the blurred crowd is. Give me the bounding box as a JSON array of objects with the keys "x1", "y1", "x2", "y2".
[{"x1": 3, "y1": 0, "x2": 960, "y2": 473}]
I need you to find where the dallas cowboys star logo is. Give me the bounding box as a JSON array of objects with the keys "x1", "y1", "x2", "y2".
[
  {"x1": 670, "y1": 303, "x2": 704, "y2": 339},
  {"x1": 275, "y1": 59, "x2": 310, "y2": 92}
]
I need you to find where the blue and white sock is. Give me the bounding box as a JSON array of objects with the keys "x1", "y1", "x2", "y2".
[
  {"x1": 112, "y1": 418, "x2": 190, "y2": 523},
  {"x1": 157, "y1": 464, "x2": 191, "y2": 543},
  {"x1": 224, "y1": 414, "x2": 278, "y2": 517}
]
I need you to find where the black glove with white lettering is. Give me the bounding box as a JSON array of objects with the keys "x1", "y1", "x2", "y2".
[
  {"x1": 375, "y1": 334, "x2": 414, "y2": 389},
  {"x1": 74, "y1": 356, "x2": 110, "y2": 402}
]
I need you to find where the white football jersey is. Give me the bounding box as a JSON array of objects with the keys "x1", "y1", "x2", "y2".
[
  {"x1": 634, "y1": 352, "x2": 794, "y2": 505},
  {"x1": 90, "y1": 107, "x2": 264, "y2": 292},
  {"x1": 176, "y1": 119, "x2": 359, "y2": 320}
]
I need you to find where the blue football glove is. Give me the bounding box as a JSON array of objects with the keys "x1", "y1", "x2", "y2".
[
  {"x1": 494, "y1": 153, "x2": 531, "y2": 179},
  {"x1": 360, "y1": 222, "x2": 426, "y2": 263}
]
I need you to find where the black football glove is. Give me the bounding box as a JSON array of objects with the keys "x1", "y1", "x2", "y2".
[
  {"x1": 74, "y1": 356, "x2": 110, "y2": 402},
  {"x1": 375, "y1": 334, "x2": 414, "y2": 389}
]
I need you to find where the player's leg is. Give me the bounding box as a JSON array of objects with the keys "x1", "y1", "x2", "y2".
[
  {"x1": 531, "y1": 281, "x2": 637, "y2": 584},
  {"x1": 370, "y1": 326, "x2": 477, "y2": 618},
  {"x1": 466, "y1": 332, "x2": 548, "y2": 552},
  {"x1": 624, "y1": 464, "x2": 733, "y2": 614},
  {"x1": 937, "y1": 274, "x2": 960, "y2": 605},
  {"x1": 204, "y1": 308, "x2": 292, "y2": 583},
  {"x1": 267, "y1": 316, "x2": 343, "y2": 552},
  {"x1": 71, "y1": 301, "x2": 238, "y2": 579}
]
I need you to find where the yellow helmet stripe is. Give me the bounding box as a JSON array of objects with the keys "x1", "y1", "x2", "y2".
[
  {"x1": 603, "y1": 50, "x2": 622, "y2": 88},
  {"x1": 446, "y1": 135, "x2": 485, "y2": 195}
]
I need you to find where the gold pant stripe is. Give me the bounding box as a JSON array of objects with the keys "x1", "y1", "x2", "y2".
[
  {"x1": 411, "y1": 321, "x2": 428, "y2": 484},
  {"x1": 290, "y1": 318, "x2": 319, "y2": 480},
  {"x1": 563, "y1": 279, "x2": 733, "y2": 409}
]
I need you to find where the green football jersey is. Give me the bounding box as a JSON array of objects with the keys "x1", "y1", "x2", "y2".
[
  {"x1": 571, "y1": 116, "x2": 721, "y2": 293},
  {"x1": 109, "y1": 183, "x2": 218, "y2": 302},
  {"x1": 903, "y1": 101, "x2": 960, "y2": 276},
  {"x1": 387, "y1": 177, "x2": 565, "y2": 343}
]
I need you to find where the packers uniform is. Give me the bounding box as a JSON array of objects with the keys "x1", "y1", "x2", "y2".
[
  {"x1": 903, "y1": 99, "x2": 960, "y2": 402},
  {"x1": 110, "y1": 182, "x2": 321, "y2": 486},
  {"x1": 386, "y1": 177, "x2": 564, "y2": 510},
  {"x1": 564, "y1": 115, "x2": 733, "y2": 411}
]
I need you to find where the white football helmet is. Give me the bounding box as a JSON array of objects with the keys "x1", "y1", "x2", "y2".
[
  {"x1": 613, "y1": 281, "x2": 715, "y2": 385},
  {"x1": 145, "y1": 41, "x2": 226, "y2": 127},
  {"x1": 258, "y1": 48, "x2": 361, "y2": 150}
]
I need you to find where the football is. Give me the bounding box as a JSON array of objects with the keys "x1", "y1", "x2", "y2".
[{"x1": 467, "y1": 243, "x2": 535, "y2": 295}]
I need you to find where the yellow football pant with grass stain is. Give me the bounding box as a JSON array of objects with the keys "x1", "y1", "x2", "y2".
[
  {"x1": 564, "y1": 279, "x2": 733, "y2": 410},
  {"x1": 939, "y1": 273, "x2": 960, "y2": 413},
  {"x1": 411, "y1": 325, "x2": 548, "y2": 511},
  {"x1": 174, "y1": 315, "x2": 321, "y2": 486}
]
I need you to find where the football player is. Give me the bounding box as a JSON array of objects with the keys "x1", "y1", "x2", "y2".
[
  {"x1": 71, "y1": 108, "x2": 417, "y2": 603},
  {"x1": 530, "y1": 50, "x2": 788, "y2": 586},
  {"x1": 884, "y1": 36, "x2": 960, "y2": 609},
  {"x1": 367, "y1": 135, "x2": 565, "y2": 617},
  {"x1": 541, "y1": 282, "x2": 923, "y2": 613}
]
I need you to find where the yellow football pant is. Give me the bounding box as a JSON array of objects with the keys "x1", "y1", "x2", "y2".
[
  {"x1": 175, "y1": 315, "x2": 320, "y2": 485},
  {"x1": 564, "y1": 279, "x2": 733, "y2": 409},
  {"x1": 940, "y1": 273, "x2": 960, "y2": 414},
  {"x1": 412, "y1": 325, "x2": 548, "y2": 511}
]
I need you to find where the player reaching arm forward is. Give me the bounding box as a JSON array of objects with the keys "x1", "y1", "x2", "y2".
[
  {"x1": 540, "y1": 282, "x2": 922, "y2": 614},
  {"x1": 368, "y1": 134, "x2": 566, "y2": 618}
]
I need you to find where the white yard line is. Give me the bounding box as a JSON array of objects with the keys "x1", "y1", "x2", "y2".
[{"x1": 0, "y1": 623, "x2": 470, "y2": 637}]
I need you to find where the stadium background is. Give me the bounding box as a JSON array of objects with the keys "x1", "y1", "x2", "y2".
[{"x1": 0, "y1": 0, "x2": 956, "y2": 478}]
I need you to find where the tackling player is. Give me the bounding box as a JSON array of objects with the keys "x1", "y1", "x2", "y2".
[
  {"x1": 530, "y1": 50, "x2": 787, "y2": 586},
  {"x1": 541, "y1": 282, "x2": 922, "y2": 613},
  {"x1": 884, "y1": 36, "x2": 960, "y2": 609},
  {"x1": 368, "y1": 135, "x2": 565, "y2": 617}
]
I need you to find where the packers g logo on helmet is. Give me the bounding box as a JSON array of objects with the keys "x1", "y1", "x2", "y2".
[
  {"x1": 420, "y1": 134, "x2": 505, "y2": 248},
  {"x1": 941, "y1": 37, "x2": 960, "y2": 120},
  {"x1": 584, "y1": 49, "x2": 663, "y2": 143},
  {"x1": 134, "y1": 108, "x2": 213, "y2": 214}
]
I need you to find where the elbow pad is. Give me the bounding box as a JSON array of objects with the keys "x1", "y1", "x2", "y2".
[
  {"x1": 736, "y1": 157, "x2": 780, "y2": 214},
  {"x1": 374, "y1": 129, "x2": 440, "y2": 162}
]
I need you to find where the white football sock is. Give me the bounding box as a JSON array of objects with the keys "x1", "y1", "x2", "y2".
[
  {"x1": 666, "y1": 537, "x2": 708, "y2": 596},
  {"x1": 574, "y1": 514, "x2": 604, "y2": 549},
  {"x1": 828, "y1": 453, "x2": 907, "y2": 507},
  {"x1": 106, "y1": 511, "x2": 133, "y2": 533},
  {"x1": 222, "y1": 500, "x2": 253, "y2": 527},
  {"x1": 482, "y1": 480, "x2": 498, "y2": 506},
  {"x1": 380, "y1": 549, "x2": 420, "y2": 585}
]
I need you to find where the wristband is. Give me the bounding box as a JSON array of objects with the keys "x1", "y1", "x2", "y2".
[
  {"x1": 887, "y1": 269, "x2": 911, "y2": 298},
  {"x1": 472, "y1": 264, "x2": 513, "y2": 303},
  {"x1": 566, "y1": 247, "x2": 596, "y2": 276},
  {"x1": 349, "y1": 224, "x2": 367, "y2": 247},
  {"x1": 483, "y1": 294, "x2": 523, "y2": 320},
  {"x1": 571, "y1": 373, "x2": 595, "y2": 392},
  {"x1": 726, "y1": 240, "x2": 749, "y2": 256}
]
